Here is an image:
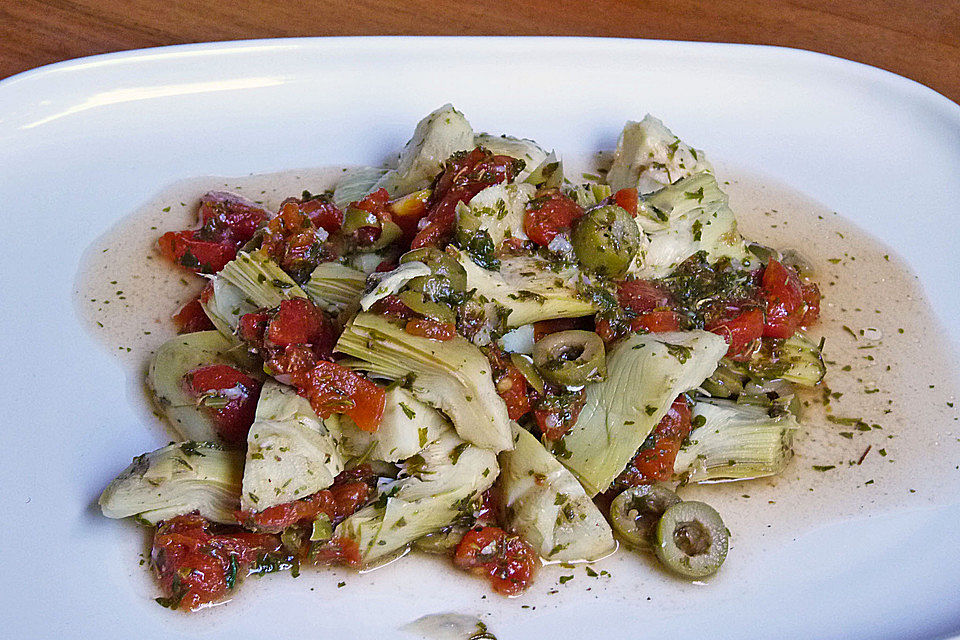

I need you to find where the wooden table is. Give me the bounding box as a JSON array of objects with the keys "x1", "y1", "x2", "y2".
[{"x1": 1, "y1": 0, "x2": 958, "y2": 104}]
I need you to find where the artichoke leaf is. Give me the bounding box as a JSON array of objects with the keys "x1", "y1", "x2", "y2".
[
  {"x1": 99, "y1": 442, "x2": 242, "y2": 525},
  {"x1": 241, "y1": 380, "x2": 346, "y2": 511},
  {"x1": 454, "y1": 248, "x2": 596, "y2": 328},
  {"x1": 499, "y1": 426, "x2": 616, "y2": 562},
  {"x1": 675, "y1": 398, "x2": 798, "y2": 483},
  {"x1": 556, "y1": 331, "x2": 727, "y2": 495},
  {"x1": 337, "y1": 429, "x2": 498, "y2": 566},
  {"x1": 338, "y1": 386, "x2": 449, "y2": 463},
  {"x1": 606, "y1": 115, "x2": 713, "y2": 195},
  {"x1": 336, "y1": 312, "x2": 514, "y2": 453}
]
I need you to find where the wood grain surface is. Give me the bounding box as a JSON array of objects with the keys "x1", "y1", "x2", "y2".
[{"x1": 1, "y1": 0, "x2": 958, "y2": 104}]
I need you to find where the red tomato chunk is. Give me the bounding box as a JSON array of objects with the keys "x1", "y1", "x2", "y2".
[
  {"x1": 617, "y1": 396, "x2": 691, "y2": 486},
  {"x1": 171, "y1": 295, "x2": 215, "y2": 334},
  {"x1": 151, "y1": 513, "x2": 284, "y2": 611},
  {"x1": 293, "y1": 361, "x2": 385, "y2": 432},
  {"x1": 454, "y1": 526, "x2": 538, "y2": 596},
  {"x1": 523, "y1": 189, "x2": 584, "y2": 247},
  {"x1": 184, "y1": 365, "x2": 262, "y2": 446},
  {"x1": 158, "y1": 192, "x2": 267, "y2": 274}
]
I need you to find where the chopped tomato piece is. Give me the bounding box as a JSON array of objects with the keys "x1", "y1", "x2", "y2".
[
  {"x1": 262, "y1": 201, "x2": 334, "y2": 282},
  {"x1": 617, "y1": 396, "x2": 691, "y2": 486},
  {"x1": 293, "y1": 361, "x2": 385, "y2": 432},
  {"x1": 533, "y1": 389, "x2": 585, "y2": 440},
  {"x1": 612, "y1": 187, "x2": 638, "y2": 217},
  {"x1": 371, "y1": 294, "x2": 417, "y2": 319},
  {"x1": 523, "y1": 188, "x2": 584, "y2": 246},
  {"x1": 800, "y1": 281, "x2": 821, "y2": 328},
  {"x1": 705, "y1": 307, "x2": 764, "y2": 361},
  {"x1": 617, "y1": 278, "x2": 672, "y2": 313},
  {"x1": 197, "y1": 191, "x2": 267, "y2": 245},
  {"x1": 281, "y1": 192, "x2": 343, "y2": 234},
  {"x1": 761, "y1": 259, "x2": 805, "y2": 338},
  {"x1": 412, "y1": 148, "x2": 522, "y2": 249},
  {"x1": 158, "y1": 192, "x2": 267, "y2": 275},
  {"x1": 267, "y1": 298, "x2": 329, "y2": 348},
  {"x1": 172, "y1": 296, "x2": 215, "y2": 334},
  {"x1": 239, "y1": 299, "x2": 336, "y2": 375},
  {"x1": 487, "y1": 347, "x2": 531, "y2": 420},
  {"x1": 185, "y1": 365, "x2": 262, "y2": 445},
  {"x1": 405, "y1": 318, "x2": 457, "y2": 341},
  {"x1": 309, "y1": 536, "x2": 362, "y2": 567},
  {"x1": 151, "y1": 513, "x2": 284, "y2": 610},
  {"x1": 454, "y1": 526, "x2": 538, "y2": 596},
  {"x1": 158, "y1": 230, "x2": 237, "y2": 274},
  {"x1": 630, "y1": 309, "x2": 682, "y2": 333}
]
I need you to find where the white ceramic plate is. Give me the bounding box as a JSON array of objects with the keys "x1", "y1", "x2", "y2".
[{"x1": 1, "y1": 37, "x2": 958, "y2": 640}]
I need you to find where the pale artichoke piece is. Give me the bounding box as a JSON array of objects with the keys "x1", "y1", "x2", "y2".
[
  {"x1": 524, "y1": 151, "x2": 564, "y2": 189},
  {"x1": 147, "y1": 330, "x2": 261, "y2": 442},
  {"x1": 474, "y1": 133, "x2": 547, "y2": 182},
  {"x1": 456, "y1": 182, "x2": 535, "y2": 247},
  {"x1": 99, "y1": 442, "x2": 242, "y2": 525},
  {"x1": 302, "y1": 261, "x2": 367, "y2": 313},
  {"x1": 375, "y1": 104, "x2": 476, "y2": 197},
  {"x1": 358, "y1": 261, "x2": 432, "y2": 311},
  {"x1": 606, "y1": 115, "x2": 713, "y2": 194},
  {"x1": 674, "y1": 398, "x2": 798, "y2": 483},
  {"x1": 631, "y1": 174, "x2": 749, "y2": 279},
  {"x1": 336, "y1": 312, "x2": 514, "y2": 452},
  {"x1": 333, "y1": 166, "x2": 389, "y2": 209},
  {"x1": 337, "y1": 429, "x2": 499, "y2": 566},
  {"x1": 499, "y1": 426, "x2": 616, "y2": 562},
  {"x1": 219, "y1": 249, "x2": 309, "y2": 308},
  {"x1": 454, "y1": 248, "x2": 596, "y2": 328},
  {"x1": 338, "y1": 387, "x2": 449, "y2": 462},
  {"x1": 241, "y1": 381, "x2": 345, "y2": 511},
  {"x1": 749, "y1": 333, "x2": 826, "y2": 387},
  {"x1": 555, "y1": 331, "x2": 727, "y2": 496},
  {"x1": 200, "y1": 277, "x2": 256, "y2": 338},
  {"x1": 570, "y1": 183, "x2": 612, "y2": 209}
]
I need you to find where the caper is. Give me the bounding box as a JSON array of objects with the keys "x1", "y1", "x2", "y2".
[
  {"x1": 401, "y1": 247, "x2": 468, "y2": 293},
  {"x1": 397, "y1": 290, "x2": 457, "y2": 323},
  {"x1": 532, "y1": 330, "x2": 606, "y2": 387},
  {"x1": 571, "y1": 204, "x2": 640, "y2": 277},
  {"x1": 609, "y1": 484, "x2": 681, "y2": 549},
  {"x1": 654, "y1": 501, "x2": 729, "y2": 579}
]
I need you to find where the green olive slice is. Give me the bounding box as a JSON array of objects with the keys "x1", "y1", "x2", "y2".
[
  {"x1": 340, "y1": 205, "x2": 381, "y2": 236},
  {"x1": 397, "y1": 290, "x2": 456, "y2": 323},
  {"x1": 654, "y1": 501, "x2": 729, "y2": 579},
  {"x1": 532, "y1": 330, "x2": 606, "y2": 386},
  {"x1": 609, "y1": 484, "x2": 681, "y2": 549},
  {"x1": 571, "y1": 204, "x2": 640, "y2": 277}
]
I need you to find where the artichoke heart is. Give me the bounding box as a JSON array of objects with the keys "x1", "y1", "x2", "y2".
[
  {"x1": 498, "y1": 426, "x2": 615, "y2": 562},
  {"x1": 556, "y1": 330, "x2": 727, "y2": 495},
  {"x1": 338, "y1": 386, "x2": 449, "y2": 463},
  {"x1": 99, "y1": 442, "x2": 242, "y2": 524},
  {"x1": 241, "y1": 380, "x2": 346, "y2": 512},
  {"x1": 337, "y1": 429, "x2": 498, "y2": 566},
  {"x1": 336, "y1": 312, "x2": 514, "y2": 453}
]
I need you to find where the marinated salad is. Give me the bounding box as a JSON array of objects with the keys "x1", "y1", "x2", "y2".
[{"x1": 98, "y1": 105, "x2": 825, "y2": 610}]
